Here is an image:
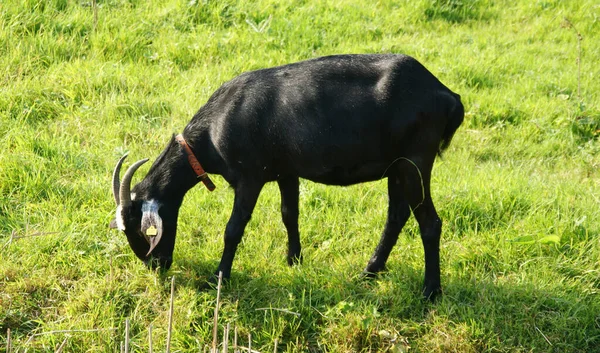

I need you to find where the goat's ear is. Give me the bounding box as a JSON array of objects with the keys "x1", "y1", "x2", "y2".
[{"x1": 109, "y1": 218, "x2": 118, "y2": 229}]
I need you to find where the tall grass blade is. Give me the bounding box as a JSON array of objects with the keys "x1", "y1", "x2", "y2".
[
  {"x1": 6, "y1": 328, "x2": 10, "y2": 353},
  {"x1": 166, "y1": 276, "x2": 175, "y2": 353},
  {"x1": 124, "y1": 318, "x2": 130, "y2": 353},
  {"x1": 212, "y1": 271, "x2": 223, "y2": 353},
  {"x1": 54, "y1": 338, "x2": 68, "y2": 353},
  {"x1": 148, "y1": 324, "x2": 153, "y2": 353}
]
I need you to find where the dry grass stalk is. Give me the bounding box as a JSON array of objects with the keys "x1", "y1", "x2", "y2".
[
  {"x1": 92, "y1": 0, "x2": 98, "y2": 29},
  {"x1": 6, "y1": 328, "x2": 11, "y2": 353},
  {"x1": 109, "y1": 256, "x2": 114, "y2": 283},
  {"x1": 212, "y1": 271, "x2": 223, "y2": 353},
  {"x1": 11, "y1": 231, "x2": 59, "y2": 240},
  {"x1": 166, "y1": 276, "x2": 176, "y2": 353},
  {"x1": 54, "y1": 337, "x2": 68, "y2": 353},
  {"x1": 562, "y1": 17, "x2": 583, "y2": 102},
  {"x1": 255, "y1": 307, "x2": 301, "y2": 317},
  {"x1": 124, "y1": 318, "x2": 130, "y2": 353},
  {"x1": 535, "y1": 326, "x2": 553, "y2": 346},
  {"x1": 24, "y1": 328, "x2": 117, "y2": 344},
  {"x1": 223, "y1": 322, "x2": 230, "y2": 352},
  {"x1": 233, "y1": 326, "x2": 238, "y2": 353},
  {"x1": 273, "y1": 338, "x2": 278, "y2": 353},
  {"x1": 148, "y1": 324, "x2": 153, "y2": 353},
  {"x1": 3, "y1": 230, "x2": 59, "y2": 250}
]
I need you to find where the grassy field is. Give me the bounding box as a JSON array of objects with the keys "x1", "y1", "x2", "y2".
[{"x1": 1, "y1": 0, "x2": 599, "y2": 351}]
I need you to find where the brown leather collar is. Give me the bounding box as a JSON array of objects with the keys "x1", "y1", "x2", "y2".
[{"x1": 175, "y1": 134, "x2": 216, "y2": 191}]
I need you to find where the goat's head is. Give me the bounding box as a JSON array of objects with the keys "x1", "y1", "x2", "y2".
[{"x1": 110, "y1": 154, "x2": 178, "y2": 270}]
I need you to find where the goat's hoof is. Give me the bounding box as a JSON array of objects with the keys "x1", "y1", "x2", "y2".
[
  {"x1": 287, "y1": 254, "x2": 303, "y2": 266},
  {"x1": 198, "y1": 280, "x2": 216, "y2": 291},
  {"x1": 199, "y1": 274, "x2": 220, "y2": 291},
  {"x1": 361, "y1": 269, "x2": 382, "y2": 280},
  {"x1": 423, "y1": 286, "x2": 442, "y2": 302},
  {"x1": 361, "y1": 264, "x2": 387, "y2": 280},
  {"x1": 198, "y1": 273, "x2": 228, "y2": 291}
]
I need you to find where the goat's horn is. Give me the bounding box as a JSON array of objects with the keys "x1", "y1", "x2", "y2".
[
  {"x1": 119, "y1": 158, "x2": 149, "y2": 208},
  {"x1": 112, "y1": 154, "x2": 129, "y2": 205}
]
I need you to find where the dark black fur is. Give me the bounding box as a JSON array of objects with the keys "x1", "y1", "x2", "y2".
[{"x1": 118, "y1": 54, "x2": 464, "y2": 300}]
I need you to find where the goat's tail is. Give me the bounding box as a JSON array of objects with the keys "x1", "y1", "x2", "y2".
[{"x1": 438, "y1": 92, "x2": 464, "y2": 155}]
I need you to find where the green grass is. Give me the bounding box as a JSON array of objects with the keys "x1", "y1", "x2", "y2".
[{"x1": 1, "y1": 0, "x2": 599, "y2": 351}]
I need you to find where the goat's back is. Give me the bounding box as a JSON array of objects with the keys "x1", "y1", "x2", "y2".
[{"x1": 188, "y1": 54, "x2": 463, "y2": 185}]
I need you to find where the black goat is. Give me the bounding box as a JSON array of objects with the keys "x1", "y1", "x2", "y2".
[{"x1": 110, "y1": 54, "x2": 464, "y2": 300}]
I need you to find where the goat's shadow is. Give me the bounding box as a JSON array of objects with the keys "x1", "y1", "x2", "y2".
[{"x1": 162, "y1": 233, "x2": 600, "y2": 352}]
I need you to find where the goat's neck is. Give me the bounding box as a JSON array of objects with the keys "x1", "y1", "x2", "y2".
[
  {"x1": 137, "y1": 139, "x2": 201, "y2": 205},
  {"x1": 183, "y1": 127, "x2": 225, "y2": 176}
]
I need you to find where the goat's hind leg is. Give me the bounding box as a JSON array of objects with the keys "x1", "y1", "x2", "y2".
[
  {"x1": 364, "y1": 175, "x2": 411, "y2": 277},
  {"x1": 412, "y1": 197, "x2": 442, "y2": 301},
  {"x1": 278, "y1": 177, "x2": 302, "y2": 266},
  {"x1": 402, "y1": 165, "x2": 442, "y2": 301}
]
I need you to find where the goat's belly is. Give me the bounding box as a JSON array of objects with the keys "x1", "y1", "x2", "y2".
[{"x1": 302, "y1": 163, "x2": 390, "y2": 186}]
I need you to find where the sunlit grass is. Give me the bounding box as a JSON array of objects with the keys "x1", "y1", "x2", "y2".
[{"x1": 1, "y1": 0, "x2": 599, "y2": 351}]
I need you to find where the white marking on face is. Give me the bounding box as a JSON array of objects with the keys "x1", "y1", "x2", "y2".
[
  {"x1": 116, "y1": 193, "x2": 136, "y2": 231},
  {"x1": 142, "y1": 199, "x2": 160, "y2": 213},
  {"x1": 115, "y1": 204, "x2": 126, "y2": 231},
  {"x1": 141, "y1": 200, "x2": 163, "y2": 245}
]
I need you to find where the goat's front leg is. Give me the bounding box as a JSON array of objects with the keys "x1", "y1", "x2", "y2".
[
  {"x1": 214, "y1": 180, "x2": 263, "y2": 281},
  {"x1": 277, "y1": 177, "x2": 302, "y2": 266}
]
